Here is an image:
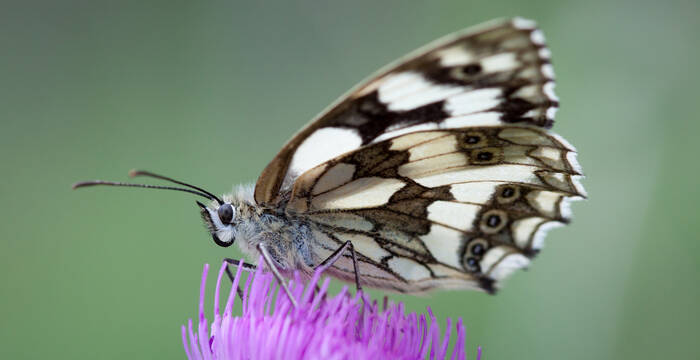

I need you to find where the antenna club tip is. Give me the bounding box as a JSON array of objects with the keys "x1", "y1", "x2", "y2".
[{"x1": 128, "y1": 169, "x2": 140, "y2": 178}]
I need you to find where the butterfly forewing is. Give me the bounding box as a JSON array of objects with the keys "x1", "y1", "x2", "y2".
[
  {"x1": 255, "y1": 17, "x2": 558, "y2": 206},
  {"x1": 253, "y1": 18, "x2": 584, "y2": 293}
]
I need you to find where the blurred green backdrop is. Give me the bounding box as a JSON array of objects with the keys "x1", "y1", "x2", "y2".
[{"x1": 2, "y1": 0, "x2": 698, "y2": 359}]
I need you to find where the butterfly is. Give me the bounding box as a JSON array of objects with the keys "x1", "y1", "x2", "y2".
[{"x1": 75, "y1": 17, "x2": 585, "y2": 303}]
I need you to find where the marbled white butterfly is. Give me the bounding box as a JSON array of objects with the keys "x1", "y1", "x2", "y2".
[{"x1": 75, "y1": 18, "x2": 585, "y2": 304}]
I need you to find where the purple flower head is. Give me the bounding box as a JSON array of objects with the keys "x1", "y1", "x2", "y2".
[{"x1": 182, "y1": 258, "x2": 481, "y2": 360}]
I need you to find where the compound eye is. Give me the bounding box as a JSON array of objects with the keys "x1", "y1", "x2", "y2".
[{"x1": 217, "y1": 203, "x2": 234, "y2": 224}]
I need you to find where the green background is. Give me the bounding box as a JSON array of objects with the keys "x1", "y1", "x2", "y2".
[{"x1": 2, "y1": 0, "x2": 698, "y2": 358}]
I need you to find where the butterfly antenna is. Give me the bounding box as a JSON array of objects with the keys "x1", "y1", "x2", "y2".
[
  {"x1": 72, "y1": 180, "x2": 221, "y2": 203},
  {"x1": 128, "y1": 169, "x2": 224, "y2": 205}
]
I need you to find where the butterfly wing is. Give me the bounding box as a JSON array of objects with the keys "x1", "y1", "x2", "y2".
[
  {"x1": 286, "y1": 126, "x2": 584, "y2": 293},
  {"x1": 254, "y1": 18, "x2": 560, "y2": 206},
  {"x1": 253, "y1": 18, "x2": 584, "y2": 292}
]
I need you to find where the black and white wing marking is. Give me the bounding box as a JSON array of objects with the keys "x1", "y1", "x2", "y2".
[
  {"x1": 255, "y1": 18, "x2": 558, "y2": 205},
  {"x1": 287, "y1": 127, "x2": 585, "y2": 293}
]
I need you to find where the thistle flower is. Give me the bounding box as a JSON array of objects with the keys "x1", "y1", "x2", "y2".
[{"x1": 182, "y1": 258, "x2": 481, "y2": 359}]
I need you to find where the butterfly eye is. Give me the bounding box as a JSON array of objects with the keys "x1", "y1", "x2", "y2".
[{"x1": 217, "y1": 204, "x2": 234, "y2": 224}]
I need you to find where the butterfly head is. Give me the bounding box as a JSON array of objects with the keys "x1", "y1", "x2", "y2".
[{"x1": 197, "y1": 200, "x2": 238, "y2": 247}]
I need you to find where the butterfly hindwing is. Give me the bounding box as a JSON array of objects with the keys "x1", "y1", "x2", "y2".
[
  {"x1": 286, "y1": 127, "x2": 584, "y2": 293},
  {"x1": 255, "y1": 18, "x2": 558, "y2": 205}
]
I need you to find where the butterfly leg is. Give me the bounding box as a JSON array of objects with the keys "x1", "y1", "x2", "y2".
[
  {"x1": 314, "y1": 240, "x2": 362, "y2": 293},
  {"x1": 256, "y1": 243, "x2": 299, "y2": 308},
  {"x1": 222, "y1": 258, "x2": 256, "y2": 301}
]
